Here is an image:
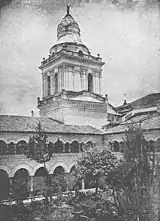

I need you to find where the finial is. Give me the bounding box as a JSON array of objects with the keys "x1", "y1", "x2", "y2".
[{"x1": 67, "y1": 5, "x2": 70, "y2": 15}]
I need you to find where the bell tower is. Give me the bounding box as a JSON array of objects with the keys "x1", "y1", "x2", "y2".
[{"x1": 38, "y1": 6, "x2": 107, "y2": 129}]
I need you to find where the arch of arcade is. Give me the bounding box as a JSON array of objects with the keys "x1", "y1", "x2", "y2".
[{"x1": 0, "y1": 125, "x2": 102, "y2": 200}]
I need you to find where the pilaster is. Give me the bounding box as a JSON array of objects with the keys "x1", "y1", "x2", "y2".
[
  {"x1": 83, "y1": 74, "x2": 88, "y2": 91},
  {"x1": 99, "y1": 74, "x2": 101, "y2": 94},
  {"x1": 61, "y1": 69, "x2": 64, "y2": 89},
  {"x1": 44, "y1": 76, "x2": 47, "y2": 97},
  {"x1": 42, "y1": 75, "x2": 45, "y2": 97},
  {"x1": 50, "y1": 73, "x2": 54, "y2": 95},
  {"x1": 94, "y1": 76, "x2": 97, "y2": 94}
]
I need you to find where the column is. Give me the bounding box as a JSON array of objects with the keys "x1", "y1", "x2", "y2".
[
  {"x1": 30, "y1": 176, "x2": 34, "y2": 197},
  {"x1": 78, "y1": 144, "x2": 81, "y2": 153},
  {"x1": 9, "y1": 177, "x2": 13, "y2": 198},
  {"x1": 64, "y1": 70, "x2": 67, "y2": 90},
  {"x1": 69, "y1": 144, "x2": 71, "y2": 153},
  {"x1": 50, "y1": 74, "x2": 54, "y2": 95},
  {"x1": 97, "y1": 77, "x2": 99, "y2": 94},
  {"x1": 65, "y1": 173, "x2": 69, "y2": 192},
  {"x1": 63, "y1": 144, "x2": 65, "y2": 153},
  {"x1": 94, "y1": 76, "x2": 97, "y2": 94},
  {"x1": 13, "y1": 143, "x2": 16, "y2": 154},
  {"x1": 80, "y1": 73, "x2": 83, "y2": 90},
  {"x1": 42, "y1": 75, "x2": 45, "y2": 97},
  {"x1": 53, "y1": 73, "x2": 55, "y2": 94},
  {"x1": 99, "y1": 74, "x2": 101, "y2": 94},
  {"x1": 72, "y1": 72, "x2": 74, "y2": 91},
  {"x1": 63, "y1": 65, "x2": 66, "y2": 90},
  {"x1": 44, "y1": 76, "x2": 47, "y2": 97},
  {"x1": 61, "y1": 70, "x2": 64, "y2": 90},
  {"x1": 59, "y1": 71, "x2": 61, "y2": 92},
  {"x1": 84, "y1": 74, "x2": 88, "y2": 91},
  {"x1": 81, "y1": 179, "x2": 85, "y2": 190}
]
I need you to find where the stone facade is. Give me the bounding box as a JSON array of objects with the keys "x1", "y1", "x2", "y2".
[
  {"x1": 0, "y1": 115, "x2": 103, "y2": 200},
  {"x1": 38, "y1": 8, "x2": 108, "y2": 129}
]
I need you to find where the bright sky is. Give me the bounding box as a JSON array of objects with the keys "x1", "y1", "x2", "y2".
[{"x1": 0, "y1": 0, "x2": 160, "y2": 115}]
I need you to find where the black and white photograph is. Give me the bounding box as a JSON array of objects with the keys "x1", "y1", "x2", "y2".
[{"x1": 0, "y1": 0, "x2": 160, "y2": 220}]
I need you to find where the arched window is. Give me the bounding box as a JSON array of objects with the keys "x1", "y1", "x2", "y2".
[
  {"x1": 0, "y1": 170, "x2": 10, "y2": 200},
  {"x1": 70, "y1": 165, "x2": 76, "y2": 174},
  {"x1": 35, "y1": 167, "x2": 48, "y2": 177},
  {"x1": 13, "y1": 169, "x2": 30, "y2": 200},
  {"x1": 88, "y1": 73, "x2": 93, "y2": 93},
  {"x1": 54, "y1": 139, "x2": 64, "y2": 153},
  {"x1": 53, "y1": 166, "x2": 65, "y2": 176},
  {"x1": 0, "y1": 140, "x2": 7, "y2": 155},
  {"x1": 64, "y1": 142, "x2": 70, "y2": 153},
  {"x1": 55, "y1": 73, "x2": 58, "y2": 93},
  {"x1": 16, "y1": 140, "x2": 28, "y2": 154},
  {"x1": 155, "y1": 138, "x2": 160, "y2": 152},
  {"x1": 78, "y1": 50, "x2": 83, "y2": 56},
  {"x1": 34, "y1": 167, "x2": 48, "y2": 196},
  {"x1": 86, "y1": 141, "x2": 94, "y2": 149},
  {"x1": 48, "y1": 142, "x2": 54, "y2": 157},
  {"x1": 8, "y1": 142, "x2": 16, "y2": 154},
  {"x1": 113, "y1": 141, "x2": 120, "y2": 152},
  {"x1": 47, "y1": 76, "x2": 51, "y2": 96},
  {"x1": 148, "y1": 140, "x2": 155, "y2": 152},
  {"x1": 71, "y1": 141, "x2": 79, "y2": 153},
  {"x1": 52, "y1": 166, "x2": 67, "y2": 192},
  {"x1": 120, "y1": 141, "x2": 125, "y2": 153}
]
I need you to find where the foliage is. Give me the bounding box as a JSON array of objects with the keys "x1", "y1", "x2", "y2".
[
  {"x1": 27, "y1": 121, "x2": 51, "y2": 164},
  {"x1": 74, "y1": 145, "x2": 120, "y2": 194},
  {"x1": 66, "y1": 190, "x2": 118, "y2": 221},
  {"x1": 108, "y1": 125, "x2": 156, "y2": 221},
  {"x1": 70, "y1": 125, "x2": 156, "y2": 221},
  {"x1": 51, "y1": 174, "x2": 68, "y2": 195},
  {"x1": 12, "y1": 178, "x2": 30, "y2": 200},
  {"x1": 27, "y1": 122, "x2": 54, "y2": 200},
  {"x1": 68, "y1": 145, "x2": 121, "y2": 220}
]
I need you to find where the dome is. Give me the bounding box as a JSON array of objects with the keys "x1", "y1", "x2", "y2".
[{"x1": 57, "y1": 6, "x2": 82, "y2": 44}]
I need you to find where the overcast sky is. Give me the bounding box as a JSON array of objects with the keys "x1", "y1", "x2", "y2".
[{"x1": 0, "y1": 0, "x2": 160, "y2": 115}]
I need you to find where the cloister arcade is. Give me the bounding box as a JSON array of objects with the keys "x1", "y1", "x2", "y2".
[
  {"x1": 108, "y1": 138, "x2": 160, "y2": 153},
  {"x1": 0, "y1": 163, "x2": 82, "y2": 201},
  {"x1": 1, "y1": 137, "x2": 160, "y2": 201},
  {"x1": 0, "y1": 139, "x2": 95, "y2": 156},
  {"x1": 0, "y1": 139, "x2": 95, "y2": 201}
]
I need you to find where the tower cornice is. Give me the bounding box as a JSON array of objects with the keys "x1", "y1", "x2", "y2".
[{"x1": 39, "y1": 49, "x2": 105, "y2": 69}]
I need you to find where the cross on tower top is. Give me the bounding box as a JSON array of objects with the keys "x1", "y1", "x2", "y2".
[{"x1": 67, "y1": 5, "x2": 70, "y2": 15}]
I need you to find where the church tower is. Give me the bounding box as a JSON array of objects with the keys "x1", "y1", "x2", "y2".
[{"x1": 38, "y1": 6, "x2": 107, "y2": 128}]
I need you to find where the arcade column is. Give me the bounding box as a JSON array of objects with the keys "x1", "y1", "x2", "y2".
[
  {"x1": 30, "y1": 176, "x2": 34, "y2": 198},
  {"x1": 81, "y1": 179, "x2": 85, "y2": 190}
]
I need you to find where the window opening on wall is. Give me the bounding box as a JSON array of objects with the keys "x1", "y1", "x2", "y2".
[
  {"x1": 47, "y1": 76, "x2": 51, "y2": 96},
  {"x1": 88, "y1": 73, "x2": 93, "y2": 93},
  {"x1": 55, "y1": 73, "x2": 58, "y2": 93},
  {"x1": 78, "y1": 50, "x2": 83, "y2": 56}
]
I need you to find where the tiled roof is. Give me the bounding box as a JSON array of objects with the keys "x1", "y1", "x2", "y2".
[
  {"x1": 116, "y1": 93, "x2": 160, "y2": 114},
  {"x1": 104, "y1": 113, "x2": 160, "y2": 134},
  {"x1": 130, "y1": 93, "x2": 160, "y2": 109},
  {"x1": 0, "y1": 115, "x2": 102, "y2": 134}
]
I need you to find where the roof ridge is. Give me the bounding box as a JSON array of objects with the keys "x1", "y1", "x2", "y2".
[{"x1": 47, "y1": 117, "x2": 64, "y2": 124}]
